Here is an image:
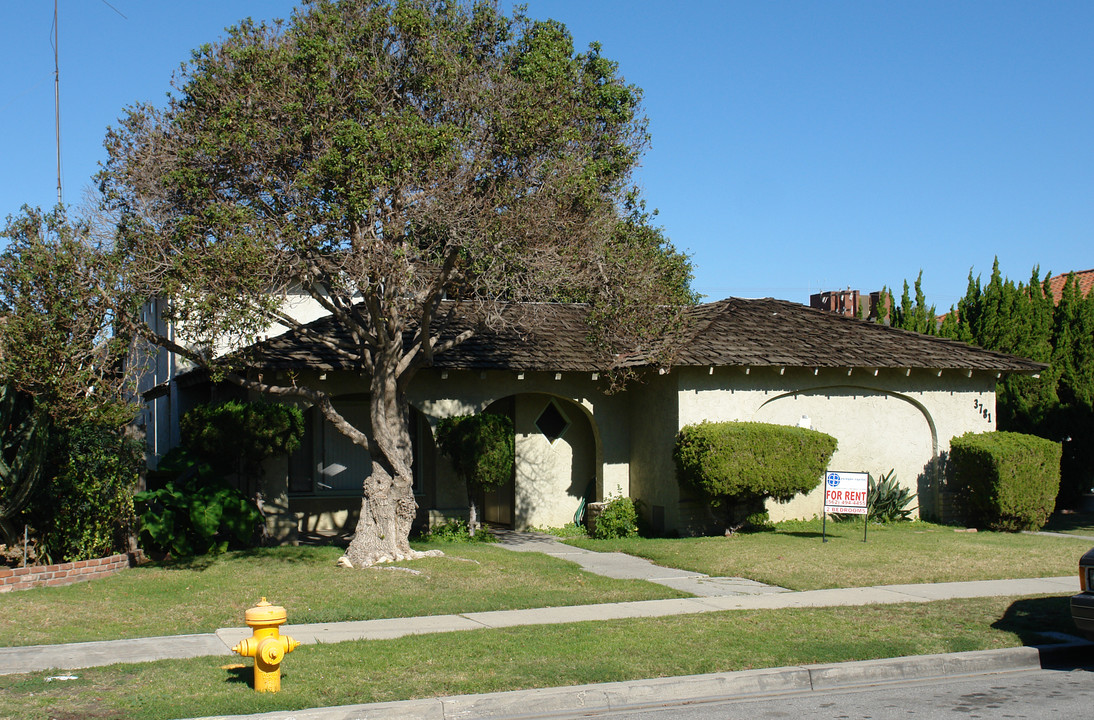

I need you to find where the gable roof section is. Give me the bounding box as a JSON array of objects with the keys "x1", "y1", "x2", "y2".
[{"x1": 243, "y1": 297, "x2": 1045, "y2": 375}]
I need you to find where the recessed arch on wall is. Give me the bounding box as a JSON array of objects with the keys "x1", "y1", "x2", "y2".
[
  {"x1": 754, "y1": 384, "x2": 938, "y2": 456},
  {"x1": 751, "y1": 383, "x2": 938, "y2": 521}
]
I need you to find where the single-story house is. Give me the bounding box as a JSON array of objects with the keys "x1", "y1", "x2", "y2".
[{"x1": 139, "y1": 297, "x2": 1045, "y2": 541}]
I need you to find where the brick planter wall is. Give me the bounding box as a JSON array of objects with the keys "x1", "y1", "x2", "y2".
[{"x1": 0, "y1": 551, "x2": 144, "y2": 593}]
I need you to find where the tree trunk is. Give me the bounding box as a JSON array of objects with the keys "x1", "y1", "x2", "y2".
[
  {"x1": 341, "y1": 353, "x2": 440, "y2": 567},
  {"x1": 468, "y1": 497, "x2": 478, "y2": 538}
]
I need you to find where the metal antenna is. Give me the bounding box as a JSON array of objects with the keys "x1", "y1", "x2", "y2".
[{"x1": 53, "y1": 0, "x2": 62, "y2": 206}]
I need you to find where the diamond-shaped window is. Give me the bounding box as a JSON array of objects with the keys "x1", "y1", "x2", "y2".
[{"x1": 535, "y1": 401, "x2": 570, "y2": 444}]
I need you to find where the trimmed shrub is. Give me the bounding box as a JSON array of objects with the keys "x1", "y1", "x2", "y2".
[
  {"x1": 180, "y1": 400, "x2": 304, "y2": 477},
  {"x1": 948, "y1": 431, "x2": 1061, "y2": 531},
  {"x1": 674, "y1": 421, "x2": 837, "y2": 529},
  {"x1": 591, "y1": 494, "x2": 638, "y2": 539}
]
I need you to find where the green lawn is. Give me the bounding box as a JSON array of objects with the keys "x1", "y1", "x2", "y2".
[
  {"x1": 0, "y1": 543, "x2": 685, "y2": 647},
  {"x1": 565, "y1": 519, "x2": 1091, "y2": 591},
  {"x1": 0, "y1": 594, "x2": 1072, "y2": 720},
  {"x1": 5, "y1": 521, "x2": 1089, "y2": 648}
]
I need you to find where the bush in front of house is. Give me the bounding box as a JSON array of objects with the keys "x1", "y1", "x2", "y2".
[
  {"x1": 947, "y1": 431, "x2": 1061, "y2": 532},
  {"x1": 41, "y1": 423, "x2": 142, "y2": 562},
  {"x1": 136, "y1": 400, "x2": 304, "y2": 557},
  {"x1": 674, "y1": 421, "x2": 837, "y2": 530},
  {"x1": 180, "y1": 400, "x2": 304, "y2": 478},
  {"x1": 591, "y1": 494, "x2": 639, "y2": 539},
  {"x1": 134, "y1": 473, "x2": 262, "y2": 558},
  {"x1": 416, "y1": 518, "x2": 498, "y2": 543},
  {"x1": 436, "y1": 412, "x2": 514, "y2": 537}
]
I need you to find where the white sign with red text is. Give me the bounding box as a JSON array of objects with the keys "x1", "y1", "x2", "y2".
[{"x1": 823, "y1": 471, "x2": 869, "y2": 515}]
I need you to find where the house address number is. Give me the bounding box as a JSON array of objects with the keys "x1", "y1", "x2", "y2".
[{"x1": 972, "y1": 397, "x2": 991, "y2": 422}]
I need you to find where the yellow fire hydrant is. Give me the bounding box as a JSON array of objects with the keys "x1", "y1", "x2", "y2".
[{"x1": 231, "y1": 598, "x2": 300, "y2": 693}]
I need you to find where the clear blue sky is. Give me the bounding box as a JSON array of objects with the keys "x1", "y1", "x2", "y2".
[{"x1": 2, "y1": 1, "x2": 1090, "y2": 311}]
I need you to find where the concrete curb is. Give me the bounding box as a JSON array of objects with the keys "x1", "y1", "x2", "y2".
[{"x1": 193, "y1": 643, "x2": 1089, "y2": 720}]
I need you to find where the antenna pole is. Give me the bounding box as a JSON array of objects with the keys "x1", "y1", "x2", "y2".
[{"x1": 54, "y1": 0, "x2": 62, "y2": 206}]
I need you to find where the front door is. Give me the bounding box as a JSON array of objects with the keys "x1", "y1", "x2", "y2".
[
  {"x1": 479, "y1": 397, "x2": 515, "y2": 526},
  {"x1": 481, "y1": 479, "x2": 514, "y2": 526}
]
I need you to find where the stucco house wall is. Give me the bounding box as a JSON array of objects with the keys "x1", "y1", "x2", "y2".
[
  {"x1": 625, "y1": 372, "x2": 683, "y2": 534},
  {"x1": 670, "y1": 365, "x2": 999, "y2": 523}
]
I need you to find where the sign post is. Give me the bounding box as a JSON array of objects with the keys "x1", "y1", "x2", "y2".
[{"x1": 821, "y1": 471, "x2": 869, "y2": 542}]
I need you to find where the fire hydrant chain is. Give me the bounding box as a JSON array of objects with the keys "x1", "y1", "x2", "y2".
[{"x1": 231, "y1": 597, "x2": 299, "y2": 693}]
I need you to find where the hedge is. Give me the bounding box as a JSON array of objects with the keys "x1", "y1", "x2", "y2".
[
  {"x1": 674, "y1": 421, "x2": 837, "y2": 515},
  {"x1": 947, "y1": 430, "x2": 1061, "y2": 531}
]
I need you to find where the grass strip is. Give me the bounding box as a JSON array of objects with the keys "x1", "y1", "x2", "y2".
[
  {"x1": 566, "y1": 520, "x2": 1092, "y2": 590},
  {"x1": 0, "y1": 544, "x2": 684, "y2": 647},
  {"x1": 0, "y1": 594, "x2": 1073, "y2": 720}
]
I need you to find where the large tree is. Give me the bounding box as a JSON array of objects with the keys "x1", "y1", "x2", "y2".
[
  {"x1": 0, "y1": 207, "x2": 134, "y2": 429},
  {"x1": 99, "y1": 0, "x2": 693, "y2": 566}
]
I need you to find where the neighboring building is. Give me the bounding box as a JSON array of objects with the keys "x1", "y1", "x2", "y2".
[
  {"x1": 1046, "y1": 269, "x2": 1094, "y2": 302},
  {"x1": 809, "y1": 289, "x2": 889, "y2": 322},
  {"x1": 142, "y1": 297, "x2": 1044, "y2": 541}
]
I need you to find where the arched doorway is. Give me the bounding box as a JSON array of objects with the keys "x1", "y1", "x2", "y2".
[{"x1": 484, "y1": 393, "x2": 596, "y2": 529}]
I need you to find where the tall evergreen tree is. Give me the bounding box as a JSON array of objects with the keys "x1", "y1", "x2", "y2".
[
  {"x1": 892, "y1": 262, "x2": 1094, "y2": 506},
  {"x1": 889, "y1": 271, "x2": 936, "y2": 334}
]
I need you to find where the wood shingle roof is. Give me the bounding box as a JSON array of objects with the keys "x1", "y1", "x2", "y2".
[
  {"x1": 243, "y1": 297, "x2": 1046, "y2": 375},
  {"x1": 671, "y1": 298, "x2": 1045, "y2": 372}
]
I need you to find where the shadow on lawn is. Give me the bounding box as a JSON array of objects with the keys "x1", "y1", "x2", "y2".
[
  {"x1": 223, "y1": 663, "x2": 253, "y2": 689},
  {"x1": 992, "y1": 595, "x2": 1078, "y2": 646},
  {"x1": 148, "y1": 545, "x2": 342, "y2": 571},
  {"x1": 1042, "y1": 511, "x2": 1094, "y2": 536}
]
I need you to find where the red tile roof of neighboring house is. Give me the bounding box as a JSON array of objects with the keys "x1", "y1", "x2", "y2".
[{"x1": 1045, "y1": 269, "x2": 1094, "y2": 303}]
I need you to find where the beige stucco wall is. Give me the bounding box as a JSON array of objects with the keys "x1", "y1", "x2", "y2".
[
  {"x1": 511, "y1": 394, "x2": 595, "y2": 528},
  {"x1": 669, "y1": 366, "x2": 999, "y2": 524},
  {"x1": 625, "y1": 372, "x2": 684, "y2": 533},
  {"x1": 259, "y1": 361, "x2": 1003, "y2": 540}
]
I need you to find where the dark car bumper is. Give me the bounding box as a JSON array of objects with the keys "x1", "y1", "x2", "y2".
[{"x1": 1071, "y1": 592, "x2": 1094, "y2": 640}]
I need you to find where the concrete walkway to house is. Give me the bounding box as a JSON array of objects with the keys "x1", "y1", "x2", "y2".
[
  {"x1": 0, "y1": 530, "x2": 1081, "y2": 677},
  {"x1": 489, "y1": 527, "x2": 794, "y2": 597}
]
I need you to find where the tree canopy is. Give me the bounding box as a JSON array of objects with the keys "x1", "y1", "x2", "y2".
[
  {"x1": 0, "y1": 207, "x2": 134, "y2": 428},
  {"x1": 98, "y1": 0, "x2": 694, "y2": 566}
]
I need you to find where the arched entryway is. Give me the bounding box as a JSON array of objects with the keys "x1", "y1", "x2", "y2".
[{"x1": 479, "y1": 393, "x2": 597, "y2": 529}]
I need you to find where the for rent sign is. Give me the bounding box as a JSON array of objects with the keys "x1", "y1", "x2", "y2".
[{"x1": 823, "y1": 471, "x2": 869, "y2": 515}]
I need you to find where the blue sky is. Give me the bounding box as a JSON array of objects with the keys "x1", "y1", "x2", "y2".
[{"x1": 2, "y1": 1, "x2": 1090, "y2": 312}]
